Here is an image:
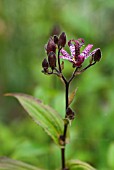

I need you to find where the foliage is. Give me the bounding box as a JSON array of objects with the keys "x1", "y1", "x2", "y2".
[
  {"x1": 0, "y1": 157, "x2": 42, "y2": 170},
  {"x1": 5, "y1": 93, "x2": 64, "y2": 146}
]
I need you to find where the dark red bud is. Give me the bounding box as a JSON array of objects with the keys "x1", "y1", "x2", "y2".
[
  {"x1": 54, "y1": 35, "x2": 59, "y2": 44},
  {"x1": 93, "y1": 49, "x2": 102, "y2": 62},
  {"x1": 46, "y1": 37, "x2": 56, "y2": 55},
  {"x1": 51, "y1": 24, "x2": 60, "y2": 36},
  {"x1": 58, "y1": 32, "x2": 66, "y2": 47},
  {"x1": 42, "y1": 58, "x2": 49, "y2": 72},
  {"x1": 59, "y1": 135, "x2": 65, "y2": 146},
  {"x1": 48, "y1": 51, "x2": 56, "y2": 69},
  {"x1": 66, "y1": 107, "x2": 75, "y2": 120}
]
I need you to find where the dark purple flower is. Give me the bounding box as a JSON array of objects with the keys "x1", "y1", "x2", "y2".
[
  {"x1": 54, "y1": 35, "x2": 59, "y2": 44},
  {"x1": 58, "y1": 32, "x2": 66, "y2": 47},
  {"x1": 42, "y1": 58, "x2": 49, "y2": 70},
  {"x1": 66, "y1": 107, "x2": 75, "y2": 120},
  {"x1": 45, "y1": 37, "x2": 56, "y2": 55},
  {"x1": 48, "y1": 51, "x2": 56, "y2": 69},
  {"x1": 60, "y1": 38, "x2": 101, "y2": 67},
  {"x1": 90, "y1": 48, "x2": 102, "y2": 62}
]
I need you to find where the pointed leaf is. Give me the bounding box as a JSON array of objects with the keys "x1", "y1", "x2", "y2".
[
  {"x1": 5, "y1": 93, "x2": 64, "y2": 146},
  {"x1": 60, "y1": 61, "x2": 64, "y2": 70},
  {"x1": 0, "y1": 157, "x2": 43, "y2": 170},
  {"x1": 68, "y1": 88, "x2": 78, "y2": 106},
  {"x1": 67, "y1": 160, "x2": 96, "y2": 170}
]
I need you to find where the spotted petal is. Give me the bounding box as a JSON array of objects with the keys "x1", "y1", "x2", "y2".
[
  {"x1": 60, "y1": 48, "x2": 72, "y2": 61},
  {"x1": 80, "y1": 44, "x2": 93, "y2": 59},
  {"x1": 68, "y1": 40, "x2": 75, "y2": 57},
  {"x1": 73, "y1": 38, "x2": 85, "y2": 48}
]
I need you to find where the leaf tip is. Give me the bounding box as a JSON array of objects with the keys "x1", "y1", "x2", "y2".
[{"x1": 4, "y1": 93, "x2": 13, "y2": 97}]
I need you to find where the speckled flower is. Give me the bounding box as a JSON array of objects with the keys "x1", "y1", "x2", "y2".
[{"x1": 60, "y1": 38, "x2": 101, "y2": 67}]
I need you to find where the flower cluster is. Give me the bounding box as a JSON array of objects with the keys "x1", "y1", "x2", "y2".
[
  {"x1": 42, "y1": 32, "x2": 66, "y2": 73},
  {"x1": 60, "y1": 39, "x2": 101, "y2": 67},
  {"x1": 42, "y1": 32, "x2": 102, "y2": 75}
]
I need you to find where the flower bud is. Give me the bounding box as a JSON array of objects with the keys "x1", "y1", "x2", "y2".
[
  {"x1": 93, "y1": 48, "x2": 102, "y2": 62},
  {"x1": 66, "y1": 107, "x2": 75, "y2": 120},
  {"x1": 54, "y1": 35, "x2": 59, "y2": 44},
  {"x1": 58, "y1": 32, "x2": 66, "y2": 47},
  {"x1": 59, "y1": 135, "x2": 65, "y2": 146},
  {"x1": 45, "y1": 37, "x2": 56, "y2": 55},
  {"x1": 42, "y1": 58, "x2": 49, "y2": 72},
  {"x1": 48, "y1": 51, "x2": 56, "y2": 69}
]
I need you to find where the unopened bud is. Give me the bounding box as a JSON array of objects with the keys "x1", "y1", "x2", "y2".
[
  {"x1": 45, "y1": 37, "x2": 56, "y2": 54},
  {"x1": 59, "y1": 135, "x2": 65, "y2": 146},
  {"x1": 48, "y1": 51, "x2": 56, "y2": 69},
  {"x1": 42, "y1": 58, "x2": 49, "y2": 72},
  {"x1": 54, "y1": 35, "x2": 59, "y2": 44},
  {"x1": 93, "y1": 48, "x2": 102, "y2": 62},
  {"x1": 66, "y1": 107, "x2": 75, "y2": 120},
  {"x1": 58, "y1": 32, "x2": 66, "y2": 47}
]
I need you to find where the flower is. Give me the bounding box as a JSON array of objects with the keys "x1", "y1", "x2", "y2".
[
  {"x1": 60, "y1": 38, "x2": 101, "y2": 67},
  {"x1": 58, "y1": 32, "x2": 66, "y2": 47},
  {"x1": 48, "y1": 51, "x2": 56, "y2": 69},
  {"x1": 45, "y1": 37, "x2": 56, "y2": 55},
  {"x1": 42, "y1": 58, "x2": 49, "y2": 70}
]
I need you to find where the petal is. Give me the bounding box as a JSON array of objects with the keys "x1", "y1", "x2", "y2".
[
  {"x1": 68, "y1": 40, "x2": 75, "y2": 57},
  {"x1": 80, "y1": 44, "x2": 93, "y2": 59},
  {"x1": 75, "y1": 41, "x2": 80, "y2": 57},
  {"x1": 60, "y1": 48, "x2": 72, "y2": 61},
  {"x1": 74, "y1": 38, "x2": 85, "y2": 48},
  {"x1": 60, "y1": 55, "x2": 73, "y2": 62}
]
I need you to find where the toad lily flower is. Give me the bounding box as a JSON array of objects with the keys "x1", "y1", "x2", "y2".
[{"x1": 60, "y1": 39, "x2": 101, "y2": 67}]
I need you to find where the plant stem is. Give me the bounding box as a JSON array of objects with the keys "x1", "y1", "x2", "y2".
[
  {"x1": 65, "y1": 82, "x2": 69, "y2": 110},
  {"x1": 80, "y1": 62, "x2": 96, "y2": 72},
  {"x1": 61, "y1": 148, "x2": 65, "y2": 169},
  {"x1": 58, "y1": 48, "x2": 62, "y2": 73},
  {"x1": 61, "y1": 81, "x2": 69, "y2": 170},
  {"x1": 68, "y1": 67, "x2": 79, "y2": 84}
]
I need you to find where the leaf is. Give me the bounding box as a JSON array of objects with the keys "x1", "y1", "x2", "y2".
[
  {"x1": 67, "y1": 160, "x2": 96, "y2": 170},
  {"x1": 5, "y1": 93, "x2": 64, "y2": 146},
  {"x1": 68, "y1": 88, "x2": 78, "y2": 106},
  {"x1": 60, "y1": 61, "x2": 64, "y2": 70},
  {"x1": 0, "y1": 157, "x2": 43, "y2": 170}
]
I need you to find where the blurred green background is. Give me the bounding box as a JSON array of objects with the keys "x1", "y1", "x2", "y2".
[{"x1": 0, "y1": 0, "x2": 114, "y2": 170}]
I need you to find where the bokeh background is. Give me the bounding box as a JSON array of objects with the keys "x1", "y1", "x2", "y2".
[{"x1": 0, "y1": 0, "x2": 114, "y2": 170}]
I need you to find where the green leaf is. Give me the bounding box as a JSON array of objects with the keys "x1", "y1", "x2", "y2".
[
  {"x1": 67, "y1": 160, "x2": 96, "y2": 170},
  {"x1": 5, "y1": 93, "x2": 64, "y2": 146},
  {"x1": 0, "y1": 157, "x2": 43, "y2": 170},
  {"x1": 68, "y1": 88, "x2": 78, "y2": 106}
]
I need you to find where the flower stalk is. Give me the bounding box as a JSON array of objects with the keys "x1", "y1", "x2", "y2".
[{"x1": 42, "y1": 32, "x2": 102, "y2": 170}]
